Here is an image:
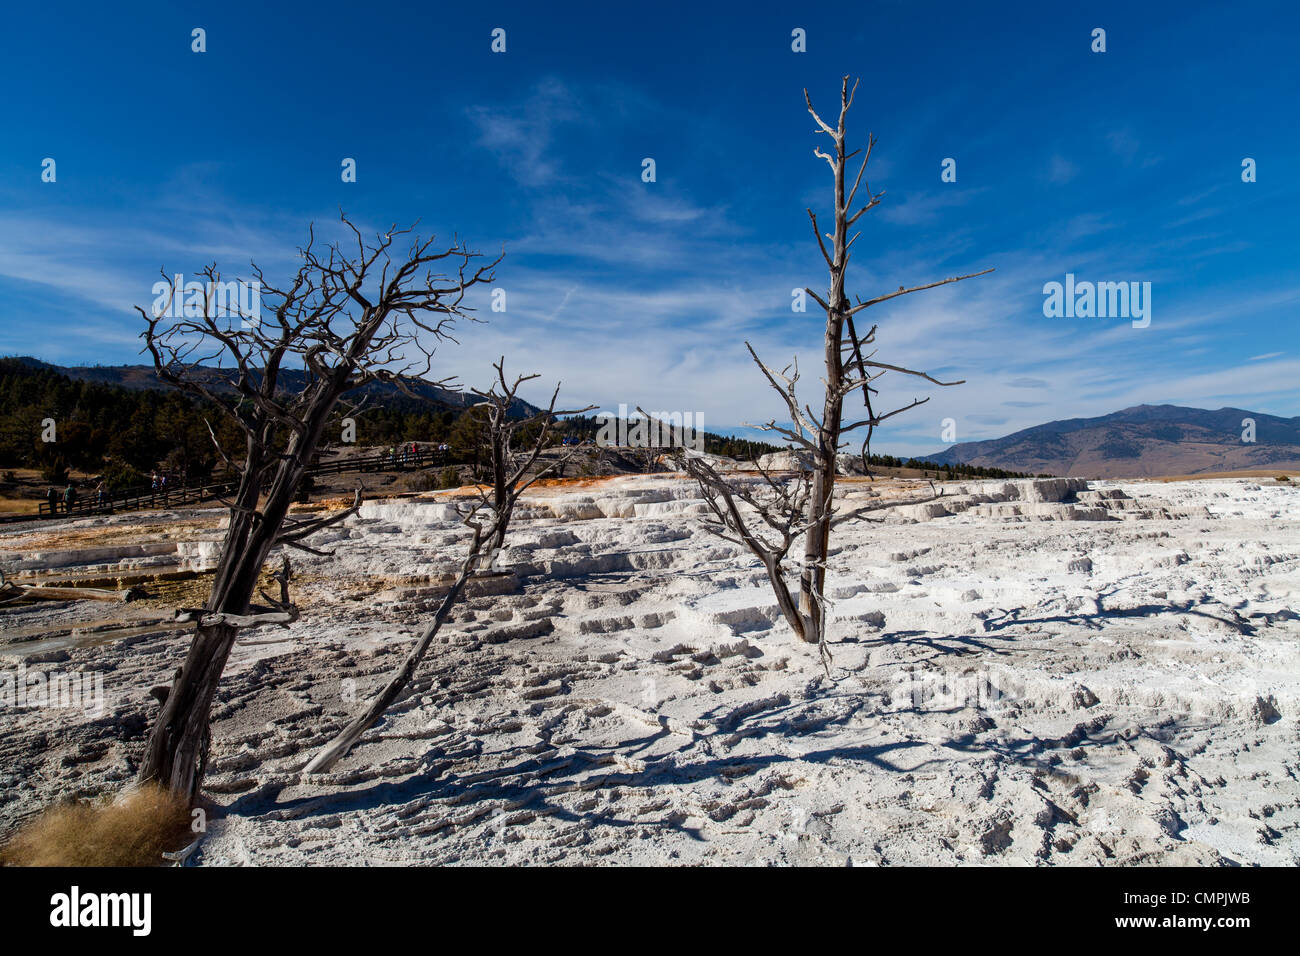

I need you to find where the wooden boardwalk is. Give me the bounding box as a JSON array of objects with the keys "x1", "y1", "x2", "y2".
[{"x1": 23, "y1": 449, "x2": 454, "y2": 523}]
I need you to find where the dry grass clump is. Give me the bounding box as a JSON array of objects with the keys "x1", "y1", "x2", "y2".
[{"x1": 0, "y1": 784, "x2": 193, "y2": 867}]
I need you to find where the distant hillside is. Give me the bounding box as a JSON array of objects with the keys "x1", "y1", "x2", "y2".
[
  {"x1": 924, "y1": 404, "x2": 1300, "y2": 478},
  {"x1": 0, "y1": 359, "x2": 784, "y2": 486},
  {"x1": 6, "y1": 356, "x2": 534, "y2": 417},
  {"x1": 0, "y1": 356, "x2": 550, "y2": 487}
]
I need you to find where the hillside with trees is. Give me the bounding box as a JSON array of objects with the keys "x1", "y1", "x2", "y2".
[{"x1": 0, "y1": 357, "x2": 1033, "y2": 495}]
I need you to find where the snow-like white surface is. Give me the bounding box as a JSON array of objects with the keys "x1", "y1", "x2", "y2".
[{"x1": 2, "y1": 475, "x2": 1298, "y2": 865}]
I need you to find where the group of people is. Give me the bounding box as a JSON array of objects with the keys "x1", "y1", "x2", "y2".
[
  {"x1": 383, "y1": 442, "x2": 450, "y2": 465},
  {"x1": 44, "y1": 481, "x2": 107, "y2": 515},
  {"x1": 44, "y1": 471, "x2": 177, "y2": 516},
  {"x1": 149, "y1": 471, "x2": 170, "y2": 501}
]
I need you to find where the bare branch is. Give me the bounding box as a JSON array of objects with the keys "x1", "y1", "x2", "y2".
[{"x1": 847, "y1": 268, "x2": 995, "y2": 316}]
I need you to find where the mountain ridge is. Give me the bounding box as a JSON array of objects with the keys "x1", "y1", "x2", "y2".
[
  {"x1": 924, "y1": 403, "x2": 1300, "y2": 478},
  {"x1": 5, "y1": 356, "x2": 540, "y2": 417},
  {"x1": 10, "y1": 358, "x2": 1299, "y2": 478}
]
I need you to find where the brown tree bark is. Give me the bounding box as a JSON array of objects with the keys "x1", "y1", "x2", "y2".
[
  {"x1": 135, "y1": 218, "x2": 500, "y2": 799},
  {"x1": 139, "y1": 379, "x2": 343, "y2": 796}
]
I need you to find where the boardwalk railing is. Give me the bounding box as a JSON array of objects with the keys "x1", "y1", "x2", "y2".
[
  {"x1": 306, "y1": 448, "x2": 449, "y2": 477},
  {"x1": 37, "y1": 479, "x2": 239, "y2": 519},
  {"x1": 32, "y1": 448, "x2": 456, "y2": 521}
]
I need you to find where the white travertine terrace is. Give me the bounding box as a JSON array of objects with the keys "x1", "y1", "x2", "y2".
[{"x1": 1, "y1": 475, "x2": 1297, "y2": 865}]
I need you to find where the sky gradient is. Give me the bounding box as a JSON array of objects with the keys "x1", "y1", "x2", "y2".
[{"x1": 1, "y1": 0, "x2": 1297, "y2": 456}]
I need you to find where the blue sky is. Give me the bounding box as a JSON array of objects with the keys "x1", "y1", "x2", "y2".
[{"x1": 1, "y1": 0, "x2": 1297, "y2": 455}]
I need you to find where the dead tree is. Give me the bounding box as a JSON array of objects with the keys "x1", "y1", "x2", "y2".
[
  {"x1": 0, "y1": 569, "x2": 142, "y2": 605},
  {"x1": 651, "y1": 347, "x2": 944, "y2": 665},
  {"x1": 302, "y1": 362, "x2": 591, "y2": 773},
  {"x1": 135, "y1": 215, "x2": 499, "y2": 799},
  {"x1": 475, "y1": 358, "x2": 597, "y2": 558},
  {"x1": 672, "y1": 437, "x2": 814, "y2": 644},
  {"x1": 792, "y1": 76, "x2": 992, "y2": 647},
  {"x1": 672, "y1": 79, "x2": 991, "y2": 653}
]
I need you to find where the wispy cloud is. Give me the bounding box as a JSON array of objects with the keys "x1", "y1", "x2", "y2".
[
  {"x1": 465, "y1": 78, "x2": 582, "y2": 188},
  {"x1": 1045, "y1": 154, "x2": 1077, "y2": 184},
  {"x1": 877, "y1": 188, "x2": 982, "y2": 226},
  {"x1": 2, "y1": 37, "x2": 1296, "y2": 460}
]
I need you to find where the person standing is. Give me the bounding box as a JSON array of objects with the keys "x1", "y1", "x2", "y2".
[
  {"x1": 63, "y1": 482, "x2": 77, "y2": 514},
  {"x1": 46, "y1": 485, "x2": 59, "y2": 515}
]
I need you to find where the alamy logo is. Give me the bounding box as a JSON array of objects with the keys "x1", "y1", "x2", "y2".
[
  {"x1": 891, "y1": 667, "x2": 1018, "y2": 711},
  {"x1": 596, "y1": 405, "x2": 704, "y2": 451},
  {"x1": 50, "y1": 886, "x2": 151, "y2": 936},
  {"x1": 1042, "y1": 273, "x2": 1151, "y2": 328},
  {"x1": 2, "y1": 663, "x2": 105, "y2": 716},
  {"x1": 151, "y1": 274, "x2": 262, "y2": 326}
]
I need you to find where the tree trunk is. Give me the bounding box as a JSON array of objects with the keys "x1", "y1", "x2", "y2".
[
  {"x1": 137, "y1": 620, "x2": 237, "y2": 798},
  {"x1": 763, "y1": 554, "x2": 806, "y2": 642},
  {"x1": 799, "y1": 117, "x2": 850, "y2": 646},
  {"x1": 138, "y1": 383, "x2": 340, "y2": 798},
  {"x1": 799, "y1": 371, "x2": 842, "y2": 644}
]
